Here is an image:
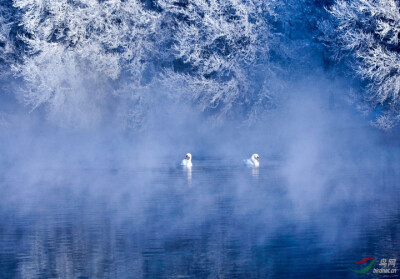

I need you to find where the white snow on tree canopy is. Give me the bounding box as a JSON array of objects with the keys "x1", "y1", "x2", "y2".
[{"x1": 328, "y1": 0, "x2": 400, "y2": 128}]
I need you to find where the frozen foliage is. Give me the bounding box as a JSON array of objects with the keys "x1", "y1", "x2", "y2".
[
  {"x1": 12, "y1": 0, "x2": 162, "y2": 127},
  {"x1": 0, "y1": 1, "x2": 16, "y2": 81},
  {"x1": 6, "y1": 0, "x2": 400, "y2": 129},
  {"x1": 9, "y1": 0, "x2": 287, "y2": 126},
  {"x1": 328, "y1": 0, "x2": 400, "y2": 128},
  {"x1": 158, "y1": 0, "x2": 273, "y2": 117},
  {"x1": 157, "y1": 0, "x2": 333, "y2": 119}
]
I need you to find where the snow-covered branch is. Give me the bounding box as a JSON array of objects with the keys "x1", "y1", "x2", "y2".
[
  {"x1": 157, "y1": 0, "x2": 274, "y2": 118},
  {"x1": 0, "y1": 1, "x2": 17, "y2": 81},
  {"x1": 12, "y1": 0, "x2": 162, "y2": 127},
  {"x1": 2, "y1": 0, "x2": 332, "y2": 128},
  {"x1": 328, "y1": 0, "x2": 400, "y2": 128}
]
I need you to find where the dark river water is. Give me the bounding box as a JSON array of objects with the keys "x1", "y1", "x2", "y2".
[{"x1": 0, "y1": 154, "x2": 399, "y2": 278}]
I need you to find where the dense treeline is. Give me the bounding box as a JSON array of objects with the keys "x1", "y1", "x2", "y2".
[{"x1": 0, "y1": 0, "x2": 399, "y2": 129}]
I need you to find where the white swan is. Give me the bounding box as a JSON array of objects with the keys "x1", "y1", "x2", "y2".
[
  {"x1": 244, "y1": 154, "x2": 260, "y2": 167},
  {"x1": 181, "y1": 153, "x2": 193, "y2": 167}
]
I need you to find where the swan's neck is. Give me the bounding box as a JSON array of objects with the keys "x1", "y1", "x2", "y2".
[{"x1": 252, "y1": 156, "x2": 259, "y2": 167}]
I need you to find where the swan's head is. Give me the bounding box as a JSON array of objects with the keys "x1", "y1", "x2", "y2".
[
  {"x1": 252, "y1": 154, "x2": 260, "y2": 161},
  {"x1": 185, "y1": 153, "x2": 192, "y2": 160}
]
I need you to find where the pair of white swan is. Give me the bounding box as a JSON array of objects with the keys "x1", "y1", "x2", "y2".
[{"x1": 180, "y1": 153, "x2": 260, "y2": 168}]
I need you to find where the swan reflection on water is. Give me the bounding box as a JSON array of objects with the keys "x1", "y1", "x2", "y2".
[
  {"x1": 3, "y1": 154, "x2": 399, "y2": 279},
  {"x1": 252, "y1": 167, "x2": 259, "y2": 178},
  {"x1": 185, "y1": 166, "x2": 192, "y2": 183}
]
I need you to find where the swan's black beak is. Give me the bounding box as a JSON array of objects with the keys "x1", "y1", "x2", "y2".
[
  {"x1": 256, "y1": 156, "x2": 259, "y2": 161},
  {"x1": 185, "y1": 155, "x2": 188, "y2": 159}
]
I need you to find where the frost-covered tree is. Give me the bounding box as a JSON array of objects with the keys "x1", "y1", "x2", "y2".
[
  {"x1": 7, "y1": 0, "x2": 334, "y2": 128},
  {"x1": 327, "y1": 0, "x2": 400, "y2": 129},
  {"x1": 156, "y1": 0, "x2": 332, "y2": 120},
  {"x1": 13, "y1": 0, "x2": 162, "y2": 127},
  {"x1": 0, "y1": 1, "x2": 16, "y2": 81},
  {"x1": 157, "y1": 0, "x2": 275, "y2": 118},
  {"x1": 12, "y1": 0, "x2": 283, "y2": 125}
]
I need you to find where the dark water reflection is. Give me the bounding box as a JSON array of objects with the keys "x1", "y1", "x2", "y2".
[{"x1": 0, "y1": 155, "x2": 399, "y2": 278}]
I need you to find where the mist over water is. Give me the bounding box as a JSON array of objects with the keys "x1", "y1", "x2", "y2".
[
  {"x1": 1, "y1": 69, "x2": 399, "y2": 278},
  {"x1": 0, "y1": 1, "x2": 399, "y2": 276}
]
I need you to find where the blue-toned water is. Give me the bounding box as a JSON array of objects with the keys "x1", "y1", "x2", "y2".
[{"x1": 0, "y1": 154, "x2": 399, "y2": 278}]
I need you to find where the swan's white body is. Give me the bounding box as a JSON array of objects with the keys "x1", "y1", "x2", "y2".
[
  {"x1": 181, "y1": 153, "x2": 192, "y2": 167},
  {"x1": 244, "y1": 154, "x2": 260, "y2": 167}
]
